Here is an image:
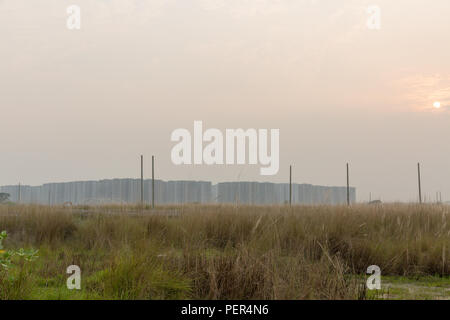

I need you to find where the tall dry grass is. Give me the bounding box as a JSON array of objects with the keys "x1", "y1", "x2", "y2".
[{"x1": 0, "y1": 203, "x2": 449, "y2": 299}]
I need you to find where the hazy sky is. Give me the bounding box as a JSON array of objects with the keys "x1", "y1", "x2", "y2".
[{"x1": 1, "y1": 0, "x2": 450, "y2": 202}]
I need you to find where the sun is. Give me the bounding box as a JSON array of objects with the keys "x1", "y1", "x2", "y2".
[{"x1": 433, "y1": 101, "x2": 441, "y2": 109}]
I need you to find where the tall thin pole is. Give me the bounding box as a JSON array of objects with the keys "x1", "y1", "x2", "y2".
[
  {"x1": 152, "y1": 155, "x2": 155, "y2": 209},
  {"x1": 417, "y1": 163, "x2": 422, "y2": 204},
  {"x1": 346, "y1": 163, "x2": 350, "y2": 206},
  {"x1": 140, "y1": 155, "x2": 144, "y2": 205},
  {"x1": 289, "y1": 165, "x2": 292, "y2": 206}
]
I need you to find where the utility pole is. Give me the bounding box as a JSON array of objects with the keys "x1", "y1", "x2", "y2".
[
  {"x1": 152, "y1": 155, "x2": 155, "y2": 209},
  {"x1": 289, "y1": 165, "x2": 292, "y2": 206},
  {"x1": 417, "y1": 163, "x2": 422, "y2": 204},
  {"x1": 140, "y1": 155, "x2": 144, "y2": 205},
  {"x1": 346, "y1": 163, "x2": 350, "y2": 206}
]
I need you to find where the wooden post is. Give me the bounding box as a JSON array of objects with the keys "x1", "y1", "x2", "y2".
[
  {"x1": 289, "y1": 165, "x2": 292, "y2": 206},
  {"x1": 152, "y1": 155, "x2": 155, "y2": 209},
  {"x1": 346, "y1": 163, "x2": 350, "y2": 206},
  {"x1": 417, "y1": 163, "x2": 422, "y2": 204},
  {"x1": 140, "y1": 155, "x2": 144, "y2": 205}
]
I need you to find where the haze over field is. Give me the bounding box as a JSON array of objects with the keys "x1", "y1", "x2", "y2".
[{"x1": 1, "y1": 0, "x2": 450, "y2": 202}]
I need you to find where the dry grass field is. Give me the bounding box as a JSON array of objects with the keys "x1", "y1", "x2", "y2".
[{"x1": 0, "y1": 203, "x2": 449, "y2": 300}]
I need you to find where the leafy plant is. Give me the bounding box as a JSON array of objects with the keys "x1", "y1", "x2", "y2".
[{"x1": 0, "y1": 230, "x2": 39, "y2": 269}]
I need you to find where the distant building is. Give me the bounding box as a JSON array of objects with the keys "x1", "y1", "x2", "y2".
[
  {"x1": 0, "y1": 179, "x2": 355, "y2": 205},
  {"x1": 216, "y1": 182, "x2": 354, "y2": 205}
]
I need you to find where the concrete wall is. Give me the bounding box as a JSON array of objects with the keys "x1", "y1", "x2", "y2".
[
  {"x1": 216, "y1": 182, "x2": 355, "y2": 205},
  {"x1": 1, "y1": 179, "x2": 355, "y2": 205}
]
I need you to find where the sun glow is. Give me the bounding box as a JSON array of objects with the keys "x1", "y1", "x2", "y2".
[{"x1": 433, "y1": 101, "x2": 441, "y2": 109}]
